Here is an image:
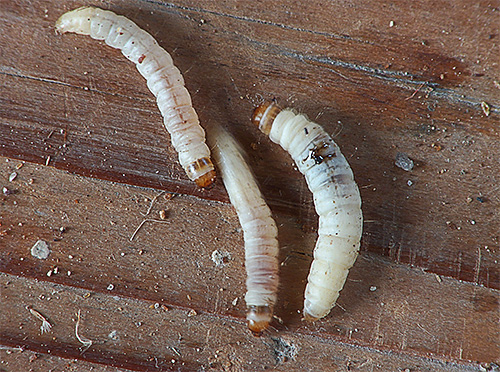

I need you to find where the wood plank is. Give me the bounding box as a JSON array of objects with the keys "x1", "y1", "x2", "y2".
[
  {"x1": 1, "y1": 0, "x2": 498, "y2": 291},
  {"x1": 1, "y1": 0, "x2": 499, "y2": 369},
  {"x1": 1, "y1": 271, "x2": 494, "y2": 371},
  {"x1": 1, "y1": 158, "x2": 498, "y2": 368}
]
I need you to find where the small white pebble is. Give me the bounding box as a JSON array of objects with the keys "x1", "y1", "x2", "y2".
[
  {"x1": 67, "y1": 271, "x2": 72, "y2": 276},
  {"x1": 107, "y1": 284, "x2": 114, "y2": 291},
  {"x1": 370, "y1": 286, "x2": 377, "y2": 292},
  {"x1": 9, "y1": 172, "x2": 18, "y2": 182},
  {"x1": 407, "y1": 180, "x2": 413, "y2": 186},
  {"x1": 389, "y1": 20, "x2": 395, "y2": 27},
  {"x1": 31, "y1": 240, "x2": 50, "y2": 259}
]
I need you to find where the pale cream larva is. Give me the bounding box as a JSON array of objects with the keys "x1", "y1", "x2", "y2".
[
  {"x1": 207, "y1": 124, "x2": 279, "y2": 335},
  {"x1": 252, "y1": 102, "x2": 363, "y2": 321},
  {"x1": 55, "y1": 7, "x2": 215, "y2": 187}
]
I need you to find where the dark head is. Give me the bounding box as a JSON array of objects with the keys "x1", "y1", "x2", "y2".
[
  {"x1": 247, "y1": 305, "x2": 273, "y2": 336},
  {"x1": 251, "y1": 102, "x2": 281, "y2": 135}
]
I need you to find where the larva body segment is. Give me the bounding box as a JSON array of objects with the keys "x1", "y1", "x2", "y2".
[
  {"x1": 207, "y1": 125, "x2": 279, "y2": 335},
  {"x1": 55, "y1": 7, "x2": 215, "y2": 188},
  {"x1": 252, "y1": 102, "x2": 362, "y2": 321}
]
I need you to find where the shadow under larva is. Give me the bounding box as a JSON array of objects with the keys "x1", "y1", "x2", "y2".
[
  {"x1": 252, "y1": 101, "x2": 363, "y2": 321},
  {"x1": 55, "y1": 6, "x2": 216, "y2": 188}
]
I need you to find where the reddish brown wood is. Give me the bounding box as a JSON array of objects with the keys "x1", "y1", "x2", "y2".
[
  {"x1": 1, "y1": 0, "x2": 498, "y2": 370},
  {"x1": 1, "y1": 159, "x2": 498, "y2": 369}
]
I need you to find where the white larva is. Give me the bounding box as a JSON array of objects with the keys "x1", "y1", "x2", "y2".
[
  {"x1": 252, "y1": 102, "x2": 363, "y2": 321},
  {"x1": 207, "y1": 124, "x2": 279, "y2": 334},
  {"x1": 55, "y1": 7, "x2": 215, "y2": 187}
]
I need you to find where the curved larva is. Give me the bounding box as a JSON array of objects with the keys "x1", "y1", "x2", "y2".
[
  {"x1": 252, "y1": 102, "x2": 363, "y2": 321},
  {"x1": 55, "y1": 7, "x2": 216, "y2": 188},
  {"x1": 207, "y1": 124, "x2": 279, "y2": 334}
]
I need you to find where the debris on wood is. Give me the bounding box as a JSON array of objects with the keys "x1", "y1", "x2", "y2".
[
  {"x1": 31, "y1": 240, "x2": 50, "y2": 259},
  {"x1": 75, "y1": 310, "x2": 93, "y2": 352},
  {"x1": 481, "y1": 101, "x2": 490, "y2": 116},
  {"x1": 271, "y1": 337, "x2": 298, "y2": 364},
  {"x1": 26, "y1": 306, "x2": 52, "y2": 334},
  {"x1": 395, "y1": 152, "x2": 414, "y2": 171},
  {"x1": 211, "y1": 250, "x2": 231, "y2": 267}
]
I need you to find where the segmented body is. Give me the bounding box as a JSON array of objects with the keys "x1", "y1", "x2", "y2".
[
  {"x1": 55, "y1": 7, "x2": 215, "y2": 187},
  {"x1": 252, "y1": 102, "x2": 362, "y2": 320},
  {"x1": 207, "y1": 125, "x2": 279, "y2": 334}
]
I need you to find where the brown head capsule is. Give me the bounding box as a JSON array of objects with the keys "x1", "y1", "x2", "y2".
[
  {"x1": 186, "y1": 157, "x2": 216, "y2": 188},
  {"x1": 247, "y1": 305, "x2": 273, "y2": 336},
  {"x1": 252, "y1": 102, "x2": 281, "y2": 135}
]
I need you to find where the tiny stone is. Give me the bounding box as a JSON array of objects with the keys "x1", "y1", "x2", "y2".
[
  {"x1": 9, "y1": 172, "x2": 18, "y2": 182},
  {"x1": 31, "y1": 240, "x2": 50, "y2": 259},
  {"x1": 370, "y1": 286, "x2": 377, "y2": 292},
  {"x1": 481, "y1": 101, "x2": 490, "y2": 116},
  {"x1": 395, "y1": 152, "x2": 414, "y2": 171},
  {"x1": 407, "y1": 180, "x2": 413, "y2": 186},
  {"x1": 107, "y1": 284, "x2": 114, "y2": 291}
]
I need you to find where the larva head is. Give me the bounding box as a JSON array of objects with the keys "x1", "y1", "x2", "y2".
[
  {"x1": 186, "y1": 157, "x2": 216, "y2": 188},
  {"x1": 194, "y1": 169, "x2": 216, "y2": 188},
  {"x1": 251, "y1": 102, "x2": 281, "y2": 135},
  {"x1": 55, "y1": 7, "x2": 95, "y2": 35},
  {"x1": 247, "y1": 305, "x2": 273, "y2": 336}
]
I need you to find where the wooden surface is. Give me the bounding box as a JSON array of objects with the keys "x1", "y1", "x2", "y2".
[{"x1": 1, "y1": 0, "x2": 499, "y2": 371}]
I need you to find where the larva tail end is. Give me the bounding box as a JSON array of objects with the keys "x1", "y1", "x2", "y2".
[
  {"x1": 302, "y1": 311, "x2": 320, "y2": 322},
  {"x1": 252, "y1": 102, "x2": 281, "y2": 135},
  {"x1": 194, "y1": 169, "x2": 216, "y2": 188},
  {"x1": 55, "y1": 7, "x2": 95, "y2": 35},
  {"x1": 186, "y1": 158, "x2": 216, "y2": 188},
  {"x1": 247, "y1": 305, "x2": 273, "y2": 336}
]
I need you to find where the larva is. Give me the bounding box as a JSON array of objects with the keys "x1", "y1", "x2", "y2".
[
  {"x1": 252, "y1": 102, "x2": 362, "y2": 321},
  {"x1": 207, "y1": 124, "x2": 279, "y2": 334},
  {"x1": 55, "y1": 7, "x2": 216, "y2": 188}
]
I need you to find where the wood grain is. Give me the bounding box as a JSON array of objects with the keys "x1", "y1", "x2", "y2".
[{"x1": 1, "y1": 0, "x2": 499, "y2": 370}]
